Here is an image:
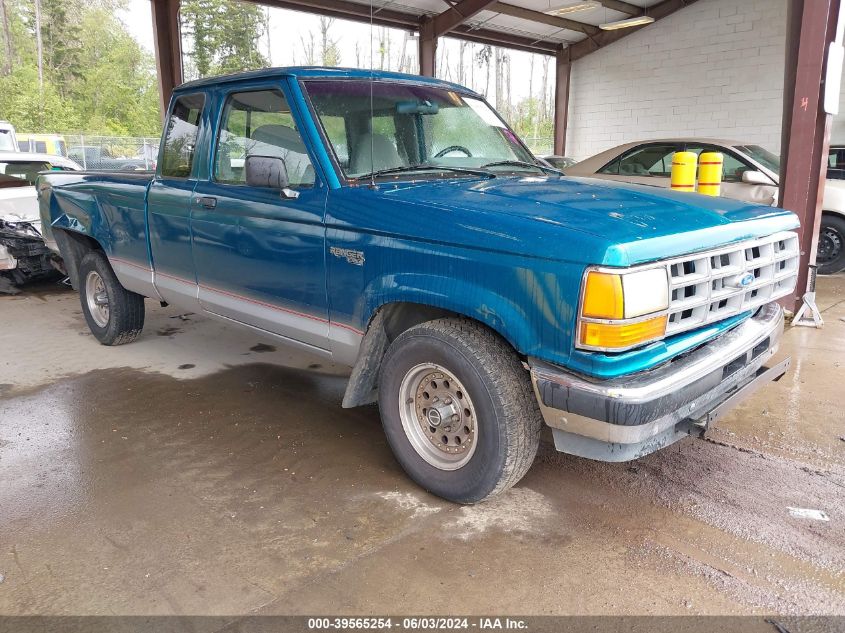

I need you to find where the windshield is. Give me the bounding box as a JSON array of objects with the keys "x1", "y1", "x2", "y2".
[
  {"x1": 304, "y1": 80, "x2": 536, "y2": 180},
  {"x1": 735, "y1": 144, "x2": 780, "y2": 173}
]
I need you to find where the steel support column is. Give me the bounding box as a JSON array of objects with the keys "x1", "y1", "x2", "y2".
[
  {"x1": 779, "y1": 0, "x2": 840, "y2": 312},
  {"x1": 419, "y1": 17, "x2": 437, "y2": 76},
  {"x1": 553, "y1": 48, "x2": 571, "y2": 156},
  {"x1": 151, "y1": 0, "x2": 183, "y2": 119}
]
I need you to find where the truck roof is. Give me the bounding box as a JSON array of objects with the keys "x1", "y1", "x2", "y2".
[{"x1": 176, "y1": 66, "x2": 479, "y2": 96}]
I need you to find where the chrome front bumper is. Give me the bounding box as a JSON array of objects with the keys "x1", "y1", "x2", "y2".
[{"x1": 529, "y1": 302, "x2": 788, "y2": 462}]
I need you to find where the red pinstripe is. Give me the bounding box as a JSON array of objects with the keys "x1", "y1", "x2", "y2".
[{"x1": 107, "y1": 255, "x2": 364, "y2": 336}]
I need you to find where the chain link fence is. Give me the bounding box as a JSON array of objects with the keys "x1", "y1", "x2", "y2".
[{"x1": 57, "y1": 134, "x2": 160, "y2": 171}]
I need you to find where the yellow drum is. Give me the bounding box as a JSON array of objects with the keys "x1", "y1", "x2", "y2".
[
  {"x1": 670, "y1": 151, "x2": 697, "y2": 193},
  {"x1": 697, "y1": 152, "x2": 724, "y2": 196}
]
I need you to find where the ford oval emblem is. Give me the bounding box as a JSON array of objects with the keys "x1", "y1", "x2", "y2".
[{"x1": 733, "y1": 272, "x2": 755, "y2": 288}]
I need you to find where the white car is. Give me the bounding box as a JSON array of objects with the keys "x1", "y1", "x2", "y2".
[
  {"x1": 566, "y1": 139, "x2": 845, "y2": 274},
  {"x1": 0, "y1": 151, "x2": 81, "y2": 292}
]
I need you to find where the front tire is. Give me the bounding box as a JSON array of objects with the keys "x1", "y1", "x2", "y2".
[
  {"x1": 377, "y1": 318, "x2": 542, "y2": 504},
  {"x1": 818, "y1": 214, "x2": 845, "y2": 275},
  {"x1": 78, "y1": 251, "x2": 145, "y2": 345}
]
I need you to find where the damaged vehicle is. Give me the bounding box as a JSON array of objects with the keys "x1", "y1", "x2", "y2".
[
  {"x1": 39, "y1": 69, "x2": 799, "y2": 503},
  {"x1": 0, "y1": 151, "x2": 80, "y2": 293}
]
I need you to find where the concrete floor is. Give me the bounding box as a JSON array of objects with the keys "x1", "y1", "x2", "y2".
[{"x1": 0, "y1": 277, "x2": 843, "y2": 616}]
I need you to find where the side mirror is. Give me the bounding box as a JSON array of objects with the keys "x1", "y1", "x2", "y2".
[
  {"x1": 245, "y1": 154, "x2": 298, "y2": 198},
  {"x1": 741, "y1": 170, "x2": 773, "y2": 186}
]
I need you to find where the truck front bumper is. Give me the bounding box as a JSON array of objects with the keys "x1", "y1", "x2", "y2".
[{"x1": 529, "y1": 302, "x2": 788, "y2": 462}]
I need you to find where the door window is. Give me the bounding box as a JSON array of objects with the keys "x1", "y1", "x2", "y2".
[
  {"x1": 214, "y1": 89, "x2": 315, "y2": 188},
  {"x1": 160, "y1": 93, "x2": 206, "y2": 178},
  {"x1": 599, "y1": 144, "x2": 678, "y2": 177}
]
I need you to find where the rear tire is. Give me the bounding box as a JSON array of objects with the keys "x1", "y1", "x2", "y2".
[
  {"x1": 818, "y1": 214, "x2": 845, "y2": 275},
  {"x1": 377, "y1": 318, "x2": 542, "y2": 504},
  {"x1": 78, "y1": 251, "x2": 145, "y2": 345}
]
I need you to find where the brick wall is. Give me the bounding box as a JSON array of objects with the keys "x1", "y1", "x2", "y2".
[{"x1": 566, "y1": 0, "x2": 790, "y2": 160}]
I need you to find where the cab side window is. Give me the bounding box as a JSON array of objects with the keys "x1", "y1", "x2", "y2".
[
  {"x1": 161, "y1": 93, "x2": 205, "y2": 178},
  {"x1": 214, "y1": 89, "x2": 315, "y2": 188},
  {"x1": 599, "y1": 144, "x2": 678, "y2": 177}
]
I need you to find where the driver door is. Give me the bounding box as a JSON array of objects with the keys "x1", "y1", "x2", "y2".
[{"x1": 190, "y1": 82, "x2": 330, "y2": 351}]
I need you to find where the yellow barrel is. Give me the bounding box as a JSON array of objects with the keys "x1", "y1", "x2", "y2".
[
  {"x1": 670, "y1": 151, "x2": 697, "y2": 193},
  {"x1": 697, "y1": 152, "x2": 724, "y2": 196}
]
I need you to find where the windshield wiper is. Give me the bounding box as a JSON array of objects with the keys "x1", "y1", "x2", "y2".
[
  {"x1": 354, "y1": 163, "x2": 496, "y2": 181},
  {"x1": 481, "y1": 160, "x2": 563, "y2": 176}
]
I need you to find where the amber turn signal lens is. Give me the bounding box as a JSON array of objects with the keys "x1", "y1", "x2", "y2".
[
  {"x1": 579, "y1": 315, "x2": 667, "y2": 350},
  {"x1": 582, "y1": 271, "x2": 624, "y2": 319}
]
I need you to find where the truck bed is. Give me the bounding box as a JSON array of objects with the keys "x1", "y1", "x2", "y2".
[{"x1": 39, "y1": 170, "x2": 155, "y2": 270}]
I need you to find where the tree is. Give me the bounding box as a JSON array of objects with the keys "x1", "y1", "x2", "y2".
[
  {"x1": 318, "y1": 17, "x2": 340, "y2": 66},
  {"x1": 0, "y1": 0, "x2": 160, "y2": 134},
  {"x1": 299, "y1": 30, "x2": 316, "y2": 65},
  {"x1": 0, "y1": 0, "x2": 12, "y2": 75},
  {"x1": 475, "y1": 45, "x2": 492, "y2": 98},
  {"x1": 181, "y1": 0, "x2": 269, "y2": 79}
]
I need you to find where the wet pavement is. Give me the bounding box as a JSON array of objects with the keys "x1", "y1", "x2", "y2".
[{"x1": 0, "y1": 277, "x2": 843, "y2": 616}]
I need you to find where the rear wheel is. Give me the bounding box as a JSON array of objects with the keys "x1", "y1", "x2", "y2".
[
  {"x1": 378, "y1": 318, "x2": 542, "y2": 504},
  {"x1": 818, "y1": 214, "x2": 845, "y2": 275},
  {"x1": 78, "y1": 251, "x2": 145, "y2": 345}
]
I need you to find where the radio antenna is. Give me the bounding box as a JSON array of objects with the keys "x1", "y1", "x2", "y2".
[
  {"x1": 370, "y1": 0, "x2": 376, "y2": 189},
  {"x1": 369, "y1": 1, "x2": 376, "y2": 188}
]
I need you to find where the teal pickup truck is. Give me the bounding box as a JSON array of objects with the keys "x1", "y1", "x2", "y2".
[{"x1": 39, "y1": 68, "x2": 799, "y2": 503}]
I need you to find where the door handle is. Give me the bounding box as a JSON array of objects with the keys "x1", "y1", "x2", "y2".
[{"x1": 195, "y1": 196, "x2": 217, "y2": 209}]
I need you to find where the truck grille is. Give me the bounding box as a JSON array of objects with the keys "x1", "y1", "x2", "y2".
[{"x1": 664, "y1": 231, "x2": 799, "y2": 335}]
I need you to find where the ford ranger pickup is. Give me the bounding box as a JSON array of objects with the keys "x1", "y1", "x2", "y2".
[{"x1": 38, "y1": 67, "x2": 799, "y2": 503}]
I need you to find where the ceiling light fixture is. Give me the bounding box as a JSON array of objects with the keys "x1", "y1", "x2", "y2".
[
  {"x1": 599, "y1": 15, "x2": 655, "y2": 30},
  {"x1": 545, "y1": 1, "x2": 601, "y2": 17}
]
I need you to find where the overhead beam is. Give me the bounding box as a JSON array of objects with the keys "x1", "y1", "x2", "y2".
[
  {"x1": 569, "y1": 0, "x2": 699, "y2": 62},
  {"x1": 597, "y1": 0, "x2": 642, "y2": 16},
  {"x1": 150, "y1": 0, "x2": 182, "y2": 118},
  {"x1": 450, "y1": 25, "x2": 559, "y2": 54},
  {"x1": 491, "y1": 2, "x2": 599, "y2": 36},
  {"x1": 252, "y1": 0, "x2": 559, "y2": 56},
  {"x1": 259, "y1": 0, "x2": 417, "y2": 29},
  {"x1": 778, "y1": 0, "x2": 839, "y2": 313},
  {"x1": 431, "y1": 0, "x2": 498, "y2": 37}
]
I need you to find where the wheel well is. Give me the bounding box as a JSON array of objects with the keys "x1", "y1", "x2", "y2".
[
  {"x1": 342, "y1": 302, "x2": 514, "y2": 409},
  {"x1": 380, "y1": 302, "x2": 461, "y2": 344},
  {"x1": 53, "y1": 229, "x2": 103, "y2": 290}
]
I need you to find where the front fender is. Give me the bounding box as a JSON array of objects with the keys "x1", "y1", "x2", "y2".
[{"x1": 357, "y1": 265, "x2": 580, "y2": 367}]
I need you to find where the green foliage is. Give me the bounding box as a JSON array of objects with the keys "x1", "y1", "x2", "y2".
[
  {"x1": 181, "y1": 0, "x2": 269, "y2": 79},
  {"x1": 0, "y1": 0, "x2": 160, "y2": 136}
]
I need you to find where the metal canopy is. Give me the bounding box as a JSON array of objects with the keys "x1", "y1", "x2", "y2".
[{"x1": 256, "y1": 0, "x2": 676, "y2": 55}]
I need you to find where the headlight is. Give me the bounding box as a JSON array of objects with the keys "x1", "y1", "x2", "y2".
[{"x1": 578, "y1": 267, "x2": 669, "y2": 351}]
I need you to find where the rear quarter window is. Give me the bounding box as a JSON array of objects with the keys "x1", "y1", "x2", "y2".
[{"x1": 160, "y1": 93, "x2": 206, "y2": 178}]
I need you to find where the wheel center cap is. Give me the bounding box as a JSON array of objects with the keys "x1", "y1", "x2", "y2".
[{"x1": 426, "y1": 408, "x2": 443, "y2": 426}]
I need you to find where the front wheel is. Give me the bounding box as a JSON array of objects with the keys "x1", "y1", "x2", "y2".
[
  {"x1": 818, "y1": 214, "x2": 845, "y2": 275},
  {"x1": 78, "y1": 251, "x2": 145, "y2": 345},
  {"x1": 378, "y1": 318, "x2": 542, "y2": 504}
]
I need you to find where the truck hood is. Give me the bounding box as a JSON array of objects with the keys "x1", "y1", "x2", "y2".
[
  {"x1": 0, "y1": 185, "x2": 40, "y2": 225},
  {"x1": 377, "y1": 175, "x2": 800, "y2": 266}
]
